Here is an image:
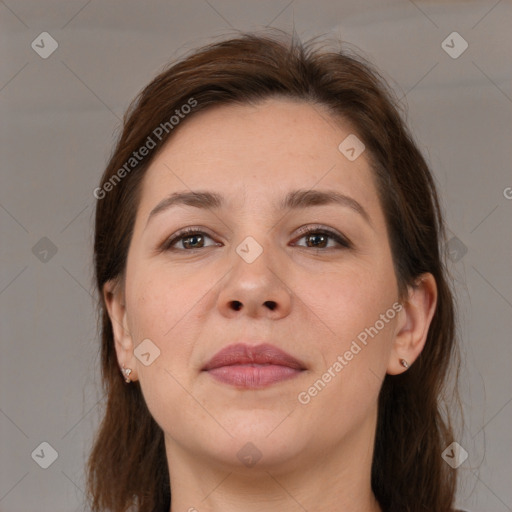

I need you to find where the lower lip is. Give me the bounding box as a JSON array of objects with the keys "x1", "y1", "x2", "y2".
[{"x1": 205, "y1": 364, "x2": 303, "y2": 389}]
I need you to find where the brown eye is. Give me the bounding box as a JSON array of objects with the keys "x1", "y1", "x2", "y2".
[
  {"x1": 164, "y1": 229, "x2": 219, "y2": 251},
  {"x1": 293, "y1": 226, "x2": 351, "y2": 250},
  {"x1": 178, "y1": 233, "x2": 207, "y2": 249},
  {"x1": 305, "y1": 232, "x2": 329, "y2": 248}
]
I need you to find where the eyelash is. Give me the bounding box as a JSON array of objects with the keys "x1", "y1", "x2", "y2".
[{"x1": 161, "y1": 225, "x2": 352, "y2": 252}]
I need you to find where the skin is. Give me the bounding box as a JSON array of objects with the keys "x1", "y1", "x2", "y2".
[{"x1": 104, "y1": 98, "x2": 437, "y2": 512}]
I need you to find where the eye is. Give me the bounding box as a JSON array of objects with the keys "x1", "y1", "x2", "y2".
[
  {"x1": 161, "y1": 225, "x2": 351, "y2": 253},
  {"x1": 292, "y1": 225, "x2": 351, "y2": 250},
  {"x1": 163, "y1": 227, "x2": 220, "y2": 251}
]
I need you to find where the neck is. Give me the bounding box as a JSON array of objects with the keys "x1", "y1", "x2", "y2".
[{"x1": 165, "y1": 415, "x2": 382, "y2": 512}]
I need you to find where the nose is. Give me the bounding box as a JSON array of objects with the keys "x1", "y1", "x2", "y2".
[{"x1": 216, "y1": 240, "x2": 292, "y2": 319}]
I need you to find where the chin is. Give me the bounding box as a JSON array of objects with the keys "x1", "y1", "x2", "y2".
[{"x1": 202, "y1": 411, "x2": 310, "y2": 470}]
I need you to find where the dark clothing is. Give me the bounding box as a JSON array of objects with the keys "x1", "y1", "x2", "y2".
[
  {"x1": 151, "y1": 501, "x2": 468, "y2": 512},
  {"x1": 151, "y1": 500, "x2": 170, "y2": 512}
]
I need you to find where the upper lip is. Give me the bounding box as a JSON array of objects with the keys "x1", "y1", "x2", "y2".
[{"x1": 202, "y1": 343, "x2": 306, "y2": 371}]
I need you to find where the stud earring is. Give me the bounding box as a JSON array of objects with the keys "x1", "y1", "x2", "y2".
[
  {"x1": 121, "y1": 365, "x2": 132, "y2": 383},
  {"x1": 399, "y1": 358, "x2": 409, "y2": 369}
]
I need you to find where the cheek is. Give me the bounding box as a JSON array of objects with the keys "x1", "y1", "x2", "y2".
[
  {"x1": 296, "y1": 262, "x2": 396, "y2": 338},
  {"x1": 296, "y1": 261, "x2": 398, "y2": 407},
  {"x1": 296, "y1": 289, "x2": 397, "y2": 433},
  {"x1": 124, "y1": 267, "x2": 210, "y2": 429},
  {"x1": 126, "y1": 263, "x2": 204, "y2": 340}
]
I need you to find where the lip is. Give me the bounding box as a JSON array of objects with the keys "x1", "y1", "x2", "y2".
[{"x1": 202, "y1": 343, "x2": 306, "y2": 389}]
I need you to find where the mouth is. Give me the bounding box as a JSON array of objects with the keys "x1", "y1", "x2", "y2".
[{"x1": 202, "y1": 343, "x2": 306, "y2": 389}]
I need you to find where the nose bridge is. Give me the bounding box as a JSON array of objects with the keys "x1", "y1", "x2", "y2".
[{"x1": 216, "y1": 228, "x2": 292, "y2": 318}]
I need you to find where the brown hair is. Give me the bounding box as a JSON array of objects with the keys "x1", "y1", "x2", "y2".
[{"x1": 88, "y1": 30, "x2": 461, "y2": 512}]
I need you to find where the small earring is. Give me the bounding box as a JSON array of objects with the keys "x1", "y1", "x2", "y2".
[
  {"x1": 399, "y1": 358, "x2": 409, "y2": 369},
  {"x1": 121, "y1": 365, "x2": 132, "y2": 383}
]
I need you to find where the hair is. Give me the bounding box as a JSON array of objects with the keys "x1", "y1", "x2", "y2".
[{"x1": 87, "y1": 30, "x2": 461, "y2": 512}]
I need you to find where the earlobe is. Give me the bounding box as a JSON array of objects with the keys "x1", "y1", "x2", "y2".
[{"x1": 387, "y1": 273, "x2": 438, "y2": 375}]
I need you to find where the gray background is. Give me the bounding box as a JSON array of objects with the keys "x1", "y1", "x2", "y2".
[{"x1": 1, "y1": 1, "x2": 511, "y2": 511}]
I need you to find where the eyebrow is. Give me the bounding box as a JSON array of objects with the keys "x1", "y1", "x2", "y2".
[{"x1": 146, "y1": 188, "x2": 372, "y2": 227}]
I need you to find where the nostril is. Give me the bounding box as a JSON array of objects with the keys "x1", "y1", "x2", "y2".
[
  {"x1": 231, "y1": 300, "x2": 242, "y2": 311},
  {"x1": 264, "y1": 300, "x2": 277, "y2": 310},
  {"x1": 230, "y1": 300, "x2": 276, "y2": 311}
]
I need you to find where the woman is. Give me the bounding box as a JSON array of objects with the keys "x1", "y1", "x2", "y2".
[{"x1": 87, "y1": 31, "x2": 463, "y2": 512}]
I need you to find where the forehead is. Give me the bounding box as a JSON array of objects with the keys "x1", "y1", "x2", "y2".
[{"x1": 137, "y1": 98, "x2": 379, "y2": 217}]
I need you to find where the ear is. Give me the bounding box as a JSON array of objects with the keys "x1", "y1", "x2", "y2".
[
  {"x1": 387, "y1": 273, "x2": 437, "y2": 375},
  {"x1": 103, "y1": 278, "x2": 138, "y2": 382}
]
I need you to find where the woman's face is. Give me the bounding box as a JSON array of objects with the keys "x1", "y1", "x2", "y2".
[{"x1": 111, "y1": 98, "x2": 406, "y2": 472}]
